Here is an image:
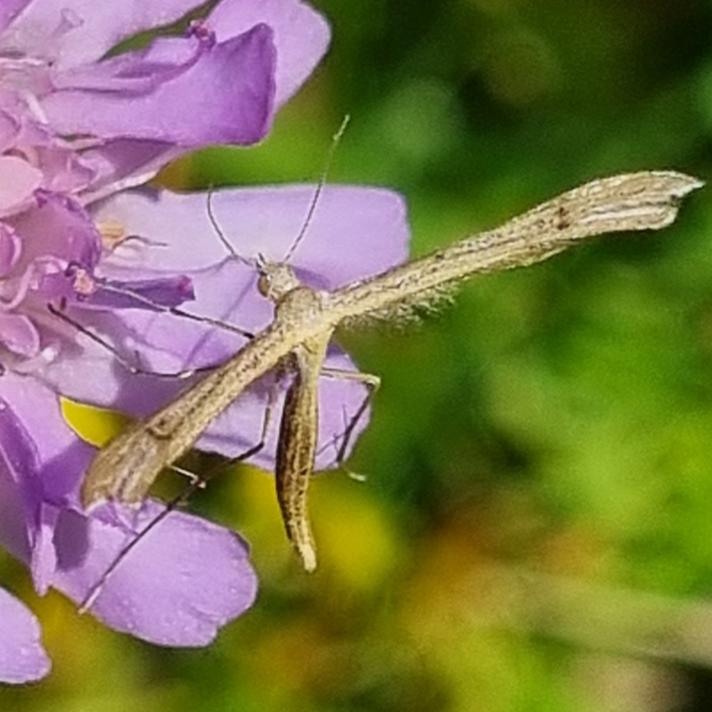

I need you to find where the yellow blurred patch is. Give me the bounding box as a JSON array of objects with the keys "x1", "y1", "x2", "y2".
[
  {"x1": 230, "y1": 466, "x2": 402, "y2": 592},
  {"x1": 226, "y1": 465, "x2": 289, "y2": 571},
  {"x1": 61, "y1": 398, "x2": 131, "y2": 448},
  {"x1": 312, "y1": 477, "x2": 401, "y2": 592}
]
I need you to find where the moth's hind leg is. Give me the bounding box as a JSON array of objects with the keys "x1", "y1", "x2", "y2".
[
  {"x1": 79, "y1": 384, "x2": 278, "y2": 614},
  {"x1": 318, "y1": 367, "x2": 381, "y2": 471}
]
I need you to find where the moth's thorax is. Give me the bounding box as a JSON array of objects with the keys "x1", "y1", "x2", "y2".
[
  {"x1": 257, "y1": 261, "x2": 302, "y2": 302},
  {"x1": 274, "y1": 285, "x2": 326, "y2": 325}
]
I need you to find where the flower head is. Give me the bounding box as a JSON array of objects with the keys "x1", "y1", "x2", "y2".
[{"x1": 0, "y1": 0, "x2": 333, "y2": 684}]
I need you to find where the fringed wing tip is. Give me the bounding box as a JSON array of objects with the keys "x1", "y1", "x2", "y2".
[
  {"x1": 575, "y1": 171, "x2": 704, "y2": 234},
  {"x1": 643, "y1": 171, "x2": 704, "y2": 230},
  {"x1": 658, "y1": 172, "x2": 704, "y2": 197}
]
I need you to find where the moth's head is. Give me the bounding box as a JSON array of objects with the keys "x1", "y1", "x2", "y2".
[{"x1": 256, "y1": 253, "x2": 301, "y2": 302}]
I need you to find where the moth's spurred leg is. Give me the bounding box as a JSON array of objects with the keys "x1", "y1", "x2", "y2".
[{"x1": 319, "y1": 367, "x2": 380, "y2": 469}]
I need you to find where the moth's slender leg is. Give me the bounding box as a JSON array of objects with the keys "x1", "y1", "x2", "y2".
[
  {"x1": 95, "y1": 227, "x2": 252, "y2": 337},
  {"x1": 208, "y1": 374, "x2": 281, "y2": 474},
  {"x1": 319, "y1": 367, "x2": 380, "y2": 467},
  {"x1": 47, "y1": 303, "x2": 221, "y2": 379},
  {"x1": 79, "y1": 470, "x2": 205, "y2": 613},
  {"x1": 93, "y1": 281, "x2": 254, "y2": 340},
  {"x1": 47, "y1": 276, "x2": 258, "y2": 379},
  {"x1": 164, "y1": 381, "x2": 278, "y2": 493},
  {"x1": 79, "y1": 398, "x2": 276, "y2": 615}
]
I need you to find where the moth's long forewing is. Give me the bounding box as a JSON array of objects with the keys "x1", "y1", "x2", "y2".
[
  {"x1": 328, "y1": 172, "x2": 702, "y2": 322},
  {"x1": 81, "y1": 319, "x2": 310, "y2": 508},
  {"x1": 275, "y1": 334, "x2": 331, "y2": 572}
]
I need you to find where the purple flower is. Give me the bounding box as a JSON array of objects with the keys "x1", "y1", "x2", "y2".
[
  {"x1": 0, "y1": 0, "x2": 335, "y2": 684},
  {"x1": 0, "y1": 0, "x2": 330, "y2": 201}
]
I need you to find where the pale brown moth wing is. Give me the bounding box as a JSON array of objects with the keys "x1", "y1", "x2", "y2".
[
  {"x1": 330, "y1": 172, "x2": 703, "y2": 325},
  {"x1": 274, "y1": 333, "x2": 332, "y2": 572}
]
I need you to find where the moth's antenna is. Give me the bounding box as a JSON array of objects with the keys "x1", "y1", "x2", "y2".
[
  {"x1": 206, "y1": 185, "x2": 251, "y2": 265},
  {"x1": 283, "y1": 114, "x2": 351, "y2": 264}
]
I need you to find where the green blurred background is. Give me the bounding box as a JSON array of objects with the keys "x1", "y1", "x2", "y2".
[{"x1": 6, "y1": 0, "x2": 712, "y2": 709}]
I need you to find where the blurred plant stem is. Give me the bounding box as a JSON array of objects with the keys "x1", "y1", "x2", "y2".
[{"x1": 468, "y1": 565, "x2": 712, "y2": 668}]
